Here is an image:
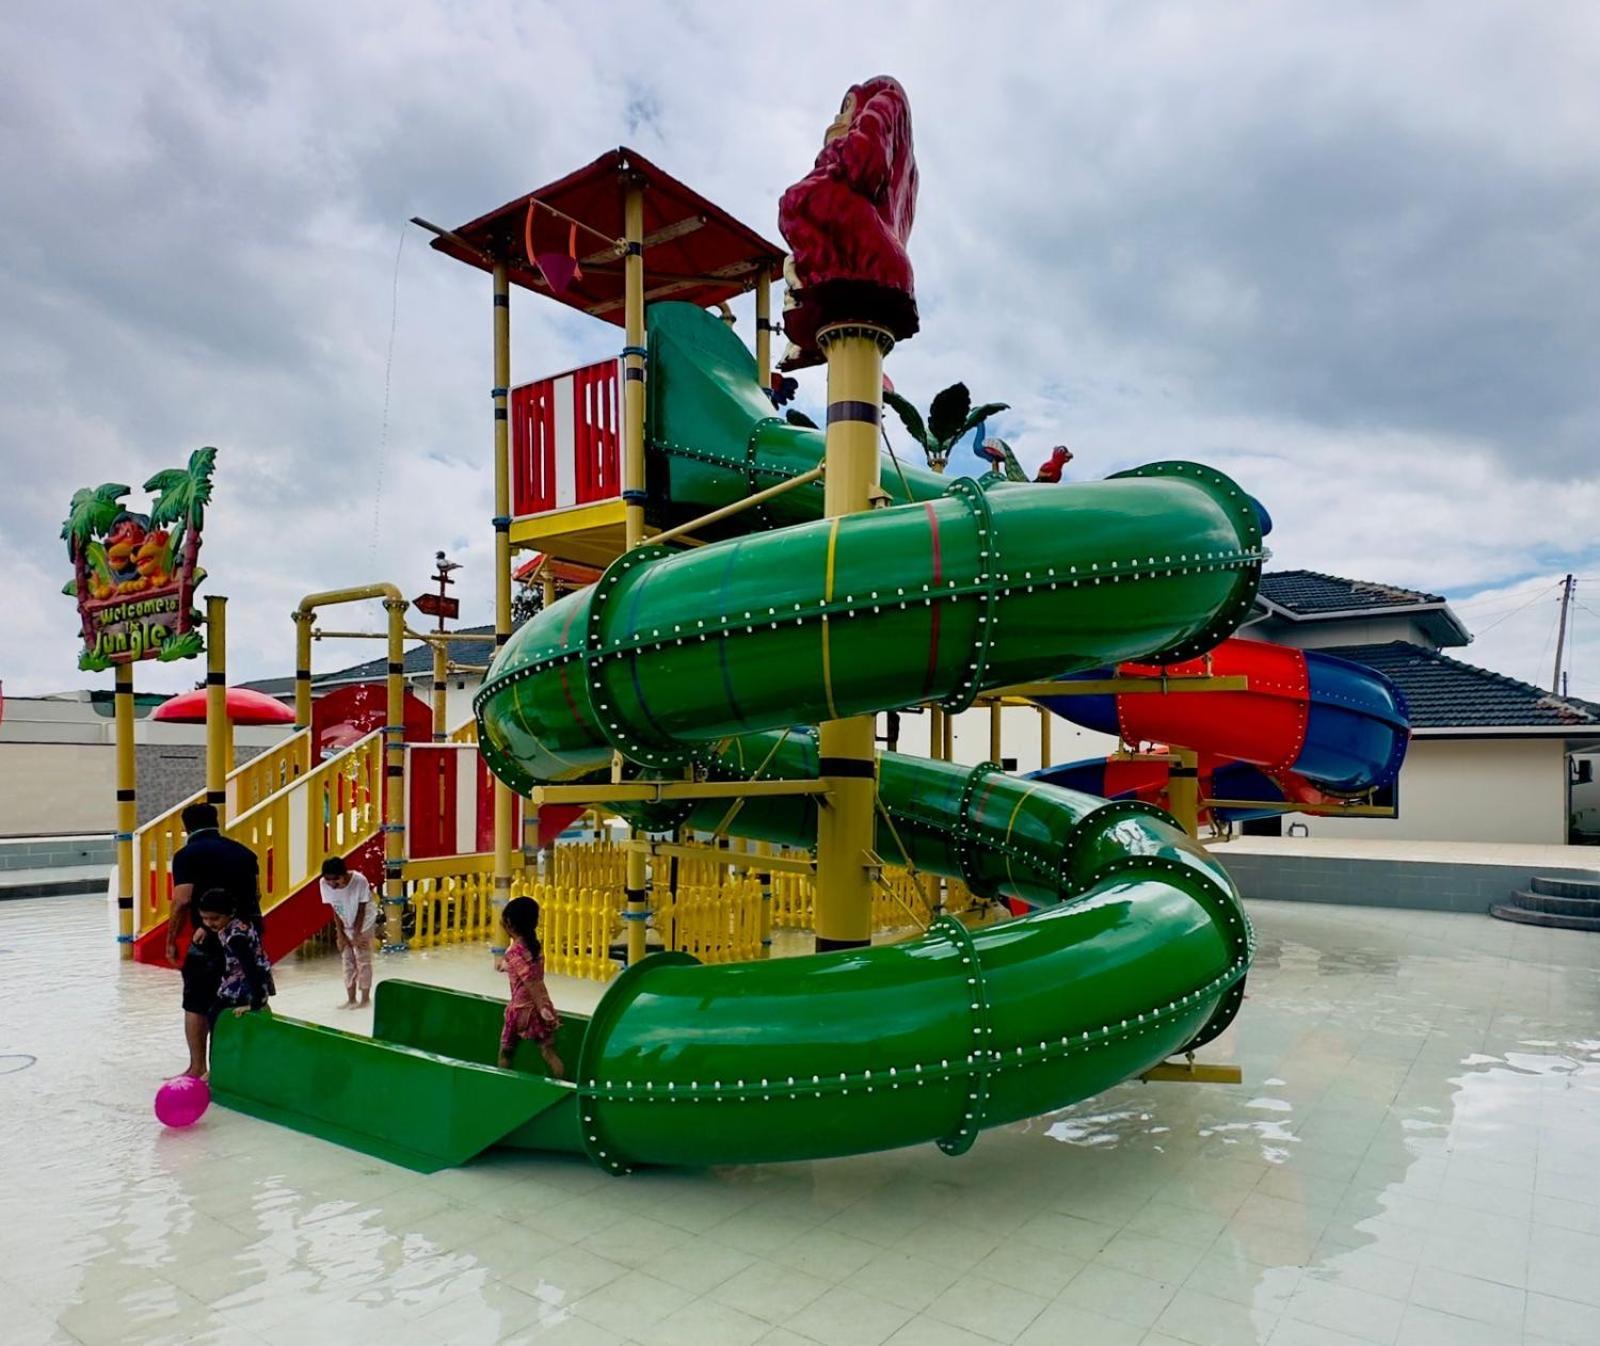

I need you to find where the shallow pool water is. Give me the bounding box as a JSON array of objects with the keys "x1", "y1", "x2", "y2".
[{"x1": 2, "y1": 894, "x2": 1598, "y2": 1345}]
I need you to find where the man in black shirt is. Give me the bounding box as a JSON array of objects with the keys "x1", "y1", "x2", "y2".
[{"x1": 167, "y1": 803, "x2": 262, "y2": 1076}]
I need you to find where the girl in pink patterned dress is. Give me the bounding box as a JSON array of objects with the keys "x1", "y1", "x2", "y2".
[{"x1": 494, "y1": 896, "x2": 563, "y2": 1077}]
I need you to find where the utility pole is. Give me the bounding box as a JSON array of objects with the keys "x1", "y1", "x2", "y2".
[{"x1": 1552, "y1": 573, "x2": 1575, "y2": 694}]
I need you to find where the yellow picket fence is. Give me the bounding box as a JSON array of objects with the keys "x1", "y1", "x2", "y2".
[
  {"x1": 400, "y1": 840, "x2": 985, "y2": 979},
  {"x1": 403, "y1": 853, "x2": 621, "y2": 982}
]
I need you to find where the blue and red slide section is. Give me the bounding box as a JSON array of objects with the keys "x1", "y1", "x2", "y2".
[{"x1": 1031, "y1": 638, "x2": 1410, "y2": 824}]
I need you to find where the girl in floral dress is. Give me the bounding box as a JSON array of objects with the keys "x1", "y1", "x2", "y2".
[{"x1": 494, "y1": 897, "x2": 563, "y2": 1078}]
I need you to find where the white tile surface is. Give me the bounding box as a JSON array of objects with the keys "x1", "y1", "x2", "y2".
[{"x1": 6, "y1": 895, "x2": 1600, "y2": 1346}]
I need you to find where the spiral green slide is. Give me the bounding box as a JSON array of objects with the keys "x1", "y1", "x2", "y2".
[{"x1": 211, "y1": 304, "x2": 1264, "y2": 1174}]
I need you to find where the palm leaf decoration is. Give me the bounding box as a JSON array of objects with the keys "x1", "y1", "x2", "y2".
[{"x1": 883, "y1": 383, "x2": 1010, "y2": 474}]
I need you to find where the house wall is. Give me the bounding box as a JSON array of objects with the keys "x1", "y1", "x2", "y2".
[
  {"x1": 1297, "y1": 737, "x2": 1569, "y2": 844},
  {"x1": 1243, "y1": 613, "x2": 1437, "y2": 650}
]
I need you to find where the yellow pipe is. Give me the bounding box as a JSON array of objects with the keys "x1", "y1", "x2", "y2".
[
  {"x1": 383, "y1": 594, "x2": 410, "y2": 945},
  {"x1": 989, "y1": 699, "x2": 1003, "y2": 764},
  {"x1": 813, "y1": 321, "x2": 891, "y2": 952},
  {"x1": 205, "y1": 595, "x2": 228, "y2": 813},
  {"x1": 754, "y1": 265, "x2": 773, "y2": 390},
  {"x1": 293, "y1": 609, "x2": 314, "y2": 730},
  {"x1": 492, "y1": 262, "x2": 515, "y2": 952},
  {"x1": 1039, "y1": 704, "x2": 1052, "y2": 769},
  {"x1": 114, "y1": 662, "x2": 136, "y2": 958},
  {"x1": 431, "y1": 640, "x2": 447, "y2": 743},
  {"x1": 541, "y1": 576, "x2": 557, "y2": 607},
  {"x1": 621, "y1": 182, "x2": 653, "y2": 966},
  {"x1": 646, "y1": 464, "x2": 824, "y2": 550},
  {"x1": 942, "y1": 711, "x2": 954, "y2": 761}
]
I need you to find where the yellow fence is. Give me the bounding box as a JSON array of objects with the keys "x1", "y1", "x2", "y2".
[
  {"x1": 403, "y1": 851, "x2": 620, "y2": 982},
  {"x1": 399, "y1": 840, "x2": 986, "y2": 980},
  {"x1": 131, "y1": 726, "x2": 316, "y2": 940}
]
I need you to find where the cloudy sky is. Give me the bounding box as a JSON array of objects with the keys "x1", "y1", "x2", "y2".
[{"x1": 3, "y1": 1, "x2": 1597, "y2": 704}]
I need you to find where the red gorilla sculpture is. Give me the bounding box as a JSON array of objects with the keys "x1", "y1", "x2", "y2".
[{"x1": 777, "y1": 77, "x2": 919, "y2": 366}]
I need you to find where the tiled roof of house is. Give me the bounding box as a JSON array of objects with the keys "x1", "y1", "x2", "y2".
[
  {"x1": 1260, "y1": 570, "x2": 1446, "y2": 615},
  {"x1": 242, "y1": 625, "x2": 496, "y2": 697},
  {"x1": 1322, "y1": 641, "x2": 1600, "y2": 731}
]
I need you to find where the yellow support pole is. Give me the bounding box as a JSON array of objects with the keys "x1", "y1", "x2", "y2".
[
  {"x1": 754, "y1": 265, "x2": 773, "y2": 390},
  {"x1": 114, "y1": 662, "x2": 136, "y2": 958},
  {"x1": 431, "y1": 640, "x2": 447, "y2": 742},
  {"x1": 491, "y1": 262, "x2": 515, "y2": 954},
  {"x1": 384, "y1": 594, "x2": 410, "y2": 947},
  {"x1": 293, "y1": 608, "x2": 314, "y2": 730},
  {"x1": 1169, "y1": 746, "x2": 1201, "y2": 838},
  {"x1": 204, "y1": 595, "x2": 228, "y2": 814},
  {"x1": 989, "y1": 700, "x2": 1003, "y2": 764},
  {"x1": 1039, "y1": 704, "x2": 1052, "y2": 769},
  {"x1": 621, "y1": 180, "x2": 652, "y2": 967},
  {"x1": 813, "y1": 321, "x2": 890, "y2": 952},
  {"x1": 929, "y1": 705, "x2": 944, "y2": 761},
  {"x1": 942, "y1": 711, "x2": 954, "y2": 762}
]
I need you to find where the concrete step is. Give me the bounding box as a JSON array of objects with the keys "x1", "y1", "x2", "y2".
[
  {"x1": 1509, "y1": 890, "x2": 1600, "y2": 918},
  {"x1": 1529, "y1": 874, "x2": 1600, "y2": 901},
  {"x1": 1490, "y1": 902, "x2": 1600, "y2": 932},
  {"x1": 0, "y1": 865, "x2": 109, "y2": 901}
]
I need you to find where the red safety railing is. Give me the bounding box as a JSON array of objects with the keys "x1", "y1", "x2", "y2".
[{"x1": 509, "y1": 357, "x2": 621, "y2": 517}]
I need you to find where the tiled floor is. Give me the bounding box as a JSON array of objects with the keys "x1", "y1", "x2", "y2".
[{"x1": 2, "y1": 896, "x2": 1599, "y2": 1346}]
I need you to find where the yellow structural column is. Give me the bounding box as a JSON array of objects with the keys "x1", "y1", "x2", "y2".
[
  {"x1": 989, "y1": 700, "x2": 1003, "y2": 764},
  {"x1": 114, "y1": 662, "x2": 136, "y2": 958},
  {"x1": 1038, "y1": 704, "x2": 1052, "y2": 769},
  {"x1": 205, "y1": 595, "x2": 228, "y2": 814},
  {"x1": 491, "y1": 262, "x2": 515, "y2": 953},
  {"x1": 383, "y1": 595, "x2": 410, "y2": 948},
  {"x1": 1169, "y1": 746, "x2": 1201, "y2": 838},
  {"x1": 814, "y1": 321, "x2": 890, "y2": 951},
  {"x1": 621, "y1": 181, "x2": 652, "y2": 966},
  {"x1": 293, "y1": 608, "x2": 315, "y2": 731},
  {"x1": 431, "y1": 640, "x2": 447, "y2": 742},
  {"x1": 754, "y1": 266, "x2": 773, "y2": 389}
]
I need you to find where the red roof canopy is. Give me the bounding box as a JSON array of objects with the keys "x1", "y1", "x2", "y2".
[
  {"x1": 430, "y1": 148, "x2": 784, "y2": 324},
  {"x1": 151, "y1": 687, "x2": 297, "y2": 726}
]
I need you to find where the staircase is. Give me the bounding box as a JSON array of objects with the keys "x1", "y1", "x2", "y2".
[
  {"x1": 130, "y1": 729, "x2": 384, "y2": 965},
  {"x1": 1491, "y1": 875, "x2": 1600, "y2": 932}
]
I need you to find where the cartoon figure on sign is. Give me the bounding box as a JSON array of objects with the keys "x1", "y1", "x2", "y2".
[
  {"x1": 61, "y1": 447, "x2": 216, "y2": 670},
  {"x1": 778, "y1": 76, "x2": 919, "y2": 366}
]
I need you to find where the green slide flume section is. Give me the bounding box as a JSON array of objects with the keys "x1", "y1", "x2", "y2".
[{"x1": 210, "y1": 303, "x2": 1264, "y2": 1175}]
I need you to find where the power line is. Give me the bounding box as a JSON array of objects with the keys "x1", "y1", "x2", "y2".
[{"x1": 1472, "y1": 581, "x2": 1562, "y2": 637}]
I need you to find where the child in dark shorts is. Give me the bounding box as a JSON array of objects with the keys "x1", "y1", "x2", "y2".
[{"x1": 196, "y1": 889, "x2": 275, "y2": 1022}]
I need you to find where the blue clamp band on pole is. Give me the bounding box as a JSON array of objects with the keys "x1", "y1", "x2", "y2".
[
  {"x1": 490, "y1": 386, "x2": 509, "y2": 398},
  {"x1": 116, "y1": 934, "x2": 133, "y2": 944},
  {"x1": 619, "y1": 909, "x2": 652, "y2": 921},
  {"x1": 492, "y1": 515, "x2": 512, "y2": 527},
  {"x1": 621, "y1": 489, "x2": 648, "y2": 504},
  {"x1": 620, "y1": 345, "x2": 648, "y2": 359},
  {"x1": 381, "y1": 822, "x2": 407, "y2": 833},
  {"x1": 115, "y1": 832, "x2": 135, "y2": 842},
  {"x1": 384, "y1": 893, "x2": 409, "y2": 905}
]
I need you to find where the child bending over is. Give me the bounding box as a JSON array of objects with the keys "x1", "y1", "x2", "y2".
[
  {"x1": 495, "y1": 896, "x2": 563, "y2": 1078},
  {"x1": 196, "y1": 889, "x2": 275, "y2": 1021}
]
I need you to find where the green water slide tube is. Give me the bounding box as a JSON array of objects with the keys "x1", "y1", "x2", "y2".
[{"x1": 211, "y1": 304, "x2": 1263, "y2": 1175}]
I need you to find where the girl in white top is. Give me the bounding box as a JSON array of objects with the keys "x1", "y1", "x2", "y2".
[{"x1": 319, "y1": 857, "x2": 377, "y2": 1007}]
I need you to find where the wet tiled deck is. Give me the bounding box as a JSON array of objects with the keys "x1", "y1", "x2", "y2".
[{"x1": 2, "y1": 896, "x2": 1598, "y2": 1346}]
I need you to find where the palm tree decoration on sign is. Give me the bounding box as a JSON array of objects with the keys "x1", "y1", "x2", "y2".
[
  {"x1": 141, "y1": 446, "x2": 217, "y2": 663},
  {"x1": 60, "y1": 482, "x2": 130, "y2": 644},
  {"x1": 882, "y1": 381, "x2": 1009, "y2": 475}
]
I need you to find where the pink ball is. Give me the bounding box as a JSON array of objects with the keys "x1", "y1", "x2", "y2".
[{"x1": 154, "y1": 1076, "x2": 211, "y2": 1128}]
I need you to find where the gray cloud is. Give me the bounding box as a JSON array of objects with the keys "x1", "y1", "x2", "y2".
[{"x1": 2, "y1": 0, "x2": 1597, "y2": 701}]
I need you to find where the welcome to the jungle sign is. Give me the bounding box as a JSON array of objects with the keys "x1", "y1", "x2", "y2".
[{"x1": 61, "y1": 447, "x2": 216, "y2": 670}]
